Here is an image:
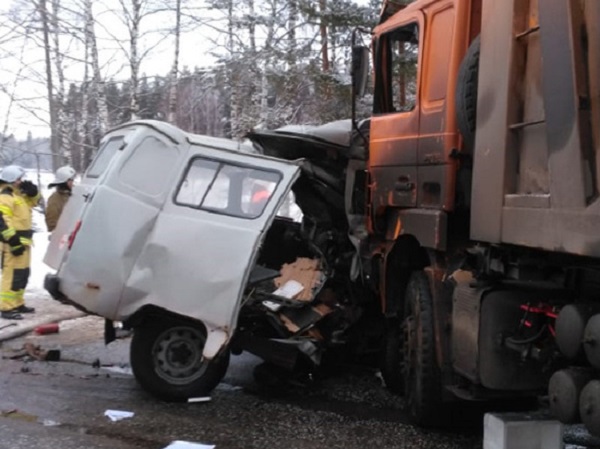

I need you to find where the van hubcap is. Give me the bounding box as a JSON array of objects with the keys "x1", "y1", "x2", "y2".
[{"x1": 153, "y1": 326, "x2": 208, "y2": 385}]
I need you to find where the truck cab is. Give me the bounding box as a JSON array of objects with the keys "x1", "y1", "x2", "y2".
[{"x1": 361, "y1": 0, "x2": 600, "y2": 434}]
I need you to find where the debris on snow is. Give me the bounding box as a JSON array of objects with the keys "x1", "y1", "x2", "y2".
[
  {"x1": 104, "y1": 409, "x2": 134, "y2": 422},
  {"x1": 187, "y1": 396, "x2": 212, "y2": 403},
  {"x1": 163, "y1": 441, "x2": 215, "y2": 449}
]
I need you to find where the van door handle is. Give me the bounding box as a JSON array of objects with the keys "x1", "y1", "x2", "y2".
[
  {"x1": 83, "y1": 193, "x2": 92, "y2": 202},
  {"x1": 395, "y1": 181, "x2": 414, "y2": 192}
]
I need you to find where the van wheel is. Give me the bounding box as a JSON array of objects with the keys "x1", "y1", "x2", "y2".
[
  {"x1": 455, "y1": 36, "x2": 480, "y2": 151},
  {"x1": 401, "y1": 271, "x2": 442, "y2": 425},
  {"x1": 130, "y1": 321, "x2": 230, "y2": 402}
]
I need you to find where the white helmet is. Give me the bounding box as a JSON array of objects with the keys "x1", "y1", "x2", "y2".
[
  {"x1": 0, "y1": 165, "x2": 25, "y2": 183},
  {"x1": 51, "y1": 166, "x2": 76, "y2": 185}
]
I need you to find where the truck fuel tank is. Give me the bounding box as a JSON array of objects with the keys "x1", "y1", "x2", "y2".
[
  {"x1": 555, "y1": 304, "x2": 600, "y2": 360},
  {"x1": 549, "y1": 367, "x2": 593, "y2": 424}
]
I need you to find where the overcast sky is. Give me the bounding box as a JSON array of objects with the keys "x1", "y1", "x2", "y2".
[{"x1": 0, "y1": 0, "x2": 229, "y2": 140}]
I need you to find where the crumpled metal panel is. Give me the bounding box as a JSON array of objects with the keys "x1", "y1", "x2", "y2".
[{"x1": 55, "y1": 122, "x2": 302, "y2": 360}]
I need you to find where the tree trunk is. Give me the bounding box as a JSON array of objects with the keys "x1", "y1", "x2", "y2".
[
  {"x1": 226, "y1": 0, "x2": 240, "y2": 137},
  {"x1": 247, "y1": 0, "x2": 260, "y2": 131},
  {"x1": 80, "y1": 11, "x2": 91, "y2": 171},
  {"x1": 38, "y1": 0, "x2": 60, "y2": 169},
  {"x1": 128, "y1": 0, "x2": 142, "y2": 120},
  {"x1": 51, "y1": 0, "x2": 69, "y2": 164},
  {"x1": 282, "y1": 0, "x2": 299, "y2": 123},
  {"x1": 287, "y1": 0, "x2": 297, "y2": 68},
  {"x1": 85, "y1": 0, "x2": 108, "y2": 135},
  {"x1": 259, "y1": 0, "x2": 276, "y2": 128},
  {"x1": 320, "y1": 0, "x2": 329, "y2": 72},
  {"x1": 167, "y1": 0, "x2": 181, "y2": 124}
]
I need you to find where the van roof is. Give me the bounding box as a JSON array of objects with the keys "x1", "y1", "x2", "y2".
[
  {"x1": 105, "y1": 119, "x2": 304, "y2": 167},
  {"x1": 106, "y1": 119, "x2": 254, "y2": 152}
]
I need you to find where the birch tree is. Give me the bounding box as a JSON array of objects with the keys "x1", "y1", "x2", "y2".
[
  {"x1": 50, "y1": 0, "x2": 70, "y2": 164},
  {"x1": 167, "y1": 0, "x2": 181, "y2": 123},
  {"x1": 121, "y1": 0, "x2": 142, "y2": 119},
  {"x1": 37, "y1": 0, "x2": 61, "y2": 168},
  {"x1": 320, "y1": 0, "x2": 329, "y2": 72},
  {"x1": 100, "y1": 0, "x2": 171, "y2": 121},
  {"x1": 83, "y1": 0, "x2": 108, "y2": 136},
  {"x1": 259, "y1": 0, "x2": 278, "y2": 128},
  {"x1": 0, "y1": 0, "x2": 380, "y2": 158}
]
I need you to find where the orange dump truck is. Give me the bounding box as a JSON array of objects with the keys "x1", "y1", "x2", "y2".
[
  {"x1": 346, "y1": 0, "x2": 600, "y2": 434},
  {"x1": 255, "y1": 0, "x2": 600, "y2": 435}
]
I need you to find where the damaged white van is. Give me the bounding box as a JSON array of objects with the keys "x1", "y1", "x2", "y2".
[{"x1": 45, "y1": 119, "x2": 375, "y2": 401}]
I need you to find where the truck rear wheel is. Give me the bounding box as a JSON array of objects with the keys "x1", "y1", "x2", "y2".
[
  {"x1": 401, "y1": 271, "x2": 442, "y2": 425},
  {"x1": 381, "y1": 321, "x2": 404, "y2": 394},
  {"x1": 130, "y1": 320, "x2": 230, "y2": 402}
]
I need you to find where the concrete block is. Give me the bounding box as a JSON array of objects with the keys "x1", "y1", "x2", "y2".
[{"x1": 483, "y1": 412, "x2": 564, "y2": 449}]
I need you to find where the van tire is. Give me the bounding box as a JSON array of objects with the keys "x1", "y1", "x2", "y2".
[
  {"x1": 455, "y1": 36, "x2": 480, "y2": 152},
  {"x1": 130, "y1": 321, "x2": 230, "y2": 402}
]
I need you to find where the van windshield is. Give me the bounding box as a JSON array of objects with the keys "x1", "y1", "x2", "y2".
[{"x1": 87, "y1": 136, "x2": 125, "y2": 178}]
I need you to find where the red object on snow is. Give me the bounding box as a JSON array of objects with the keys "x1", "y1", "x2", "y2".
[{"x1": 34, "y1": 323, "x2": 59, "y2": 335}]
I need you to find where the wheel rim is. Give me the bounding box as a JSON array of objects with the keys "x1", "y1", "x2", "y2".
[{"x1": 152, "y1": 326, "x2": 208, "y2": 385}]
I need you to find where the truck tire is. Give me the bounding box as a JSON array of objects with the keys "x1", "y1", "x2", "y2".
[
  {"x1": 381, "y1": 320, "x2": 403, "y2": 394},
  {"x1": 401, "y1": 271, "x2": 442, "y2": 425},
  {"x1": 130, "y1": 321, "x2": 230, "y2": 402},
  {"x1": 455, "y1": 36, "x2": 480, "y2": 151}
]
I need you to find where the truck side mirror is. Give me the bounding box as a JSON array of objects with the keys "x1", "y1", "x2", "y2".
[{"x1": 352, "y1": 46, "x2": 369, "y2": 98}]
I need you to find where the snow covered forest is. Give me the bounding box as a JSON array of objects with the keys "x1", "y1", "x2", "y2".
[{"x1": 0, "y1": 0, "x2": 404, "y2": 173}]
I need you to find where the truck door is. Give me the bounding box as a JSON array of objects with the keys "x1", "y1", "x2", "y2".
[
  {"x1": 370, "y1": 13, "x2": 424, "y2": 215},
  {"x1": 118, "y1": 145, "x2": 301, "y2": 357},
  {"x1": 417, "y1": 1, "x2": 461, "y2": 211},
  {"x1": 56, "y1": 127, "x2": 184, "y2": 318}
]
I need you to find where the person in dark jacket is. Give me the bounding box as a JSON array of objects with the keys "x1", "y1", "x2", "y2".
[
  {"x1": 0, "y1": 165, "x2": 40, "y2": 320},
  {"x1": 45, "y1": 166, "x2": 76, "y2": 232}
]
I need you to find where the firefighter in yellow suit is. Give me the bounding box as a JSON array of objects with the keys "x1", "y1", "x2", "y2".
[{"x1": 0, "y1": 165, "x2": 40, "y2": 320}]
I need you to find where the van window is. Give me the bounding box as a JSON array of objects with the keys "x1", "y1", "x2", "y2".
[
  {"x1": 87, "y1": 136, "x2": 124, "y2": 178},
  {"x1": 176, "y1": 159, "x2": 220, "y2": 206},
  {"x1": 119, "y1": 136, "x2": 177, "y2": 196},
  {"x1": 175, "y1": 157, "x2": 282, "y2": 219}
]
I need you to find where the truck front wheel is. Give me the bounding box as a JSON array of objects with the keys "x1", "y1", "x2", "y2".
[
  {"x1": 130, "y1": 321, "x2": 230, "y2": 402},
  {"x1": 401, "y1": 271, "x2": 442, "y2": 425}
]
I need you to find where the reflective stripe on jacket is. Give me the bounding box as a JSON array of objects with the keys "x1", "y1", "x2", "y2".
[{"x1": 0, "y1": 185, "x2": 35, "y2": 244}]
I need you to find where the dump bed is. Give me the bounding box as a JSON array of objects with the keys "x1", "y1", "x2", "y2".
[{"x1": 471, "y1": 0, "x2": 600, "y2": 257}]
